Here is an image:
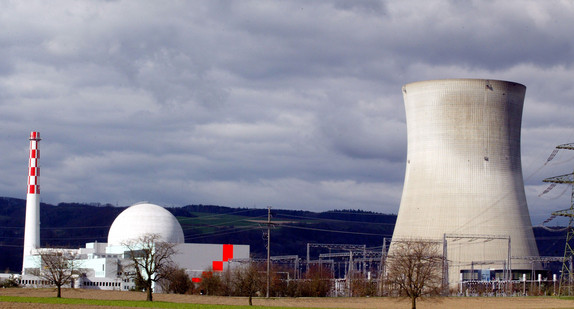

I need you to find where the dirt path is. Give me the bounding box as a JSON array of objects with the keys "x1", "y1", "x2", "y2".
[{"x1": 2, "y1": 289, "x2": 574, "y2": 309}]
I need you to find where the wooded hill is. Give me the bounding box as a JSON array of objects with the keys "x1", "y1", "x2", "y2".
[
  {"x1": 0, "y1": 197, "x2": 395, "y2": 273},
  {"x1": 0, "y1": 196, "x2": 567, "y2": 274}
]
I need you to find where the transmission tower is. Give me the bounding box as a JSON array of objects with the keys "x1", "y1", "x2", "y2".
[{"x1": 543, "y1": 143, "x2": 574, "y2": 295}]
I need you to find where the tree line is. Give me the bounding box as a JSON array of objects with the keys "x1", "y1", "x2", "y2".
[{"x1": 27, "y1": 233, "x2": 443, "y2": 309}]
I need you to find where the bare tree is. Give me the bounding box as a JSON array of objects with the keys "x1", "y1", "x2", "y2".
[
  {"x1": 158, "y1": 265, "x2": 194, "y2": 294},
  {"x1": 122, "y1": 233, "x2": 177, "y2": 301},
  {"x1": 299, "y1": 264, "x2": 333, "y2": 297},
  {"x1": 31, "y1": 248, "x2": 82, "y2": 298},
  {"x1": 234, "y1": 261, "x2": 264, "y2": 306},
  {"x1": 198, "y1": 268, "x2": 224, "y2": 295},
  {"x1": 386, "y1": 240, "x2": 444, "y2": 309},
  {"x1": 349, "y1": 272, "x2": 377, "y2": 297}
]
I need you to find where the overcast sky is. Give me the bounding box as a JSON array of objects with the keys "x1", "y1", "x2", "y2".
[{"x1": 1, "y1": 0, "x2": 574, "y2": 224}]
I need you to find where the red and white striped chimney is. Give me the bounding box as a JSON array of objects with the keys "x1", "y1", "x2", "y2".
[
  {"x1": 28, "y1": 131, "x2": 41, "y2": 194},
  {"x1": 22, "y1": 131, "x2": 41, "y2": 274}
]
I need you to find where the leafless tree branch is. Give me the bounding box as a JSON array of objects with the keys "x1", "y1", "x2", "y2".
[
  {"x1": 386, "y1": 240, "x2": 444, "y2": 309},
  {"x1": 122, "y1": 233, "x2": 178, "y2": 301}
]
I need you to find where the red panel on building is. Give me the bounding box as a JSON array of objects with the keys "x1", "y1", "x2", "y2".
[
  {"x1": 192, "y1": 277, "x2": 202, "y2": 283},
  {"x1": 212, "y1": 261, "x2": 223, "y2": 271},
  {"x1": 202, "y1": 271, "x2": 212, "y2": 278},
  {"x1": 223, "y1": 244, "x2": 234, "y2": 262}
]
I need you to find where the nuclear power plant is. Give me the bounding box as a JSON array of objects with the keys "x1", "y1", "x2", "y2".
[
  {"x1": 391, "y1": 79, "x2": 541, "y2": 285},
  {"x1": 13, "y1": 77, "x2": 550, "y2": 293},
  {"x1": 19, "y1": 132, "x2": 249, "y2": 290}
]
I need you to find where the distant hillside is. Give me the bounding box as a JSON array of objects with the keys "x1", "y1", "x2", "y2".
[
  {"x1": 0, "y1": 197, "x2": 126, "y2": 272},
  {"x1": 176, "y1": 204, "x2": 396, "y2": 260},
  {"x1": 0, "y1": 196, "x2": 568, "y2": 274},
  {"x1": 0, "y1": 197, "x2": 396, "y2": 273}
]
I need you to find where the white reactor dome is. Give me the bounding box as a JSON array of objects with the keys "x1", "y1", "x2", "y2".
[{"x1": 107, "y1": 202, "x2": 185, "y2": 246}]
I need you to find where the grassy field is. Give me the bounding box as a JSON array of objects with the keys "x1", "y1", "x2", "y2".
[
  {"x1": 178, "y1": 212, "x2": 271, "y2": 235},
  {"x1": 176, "y1": 211, "x2": 316, "y2": 235},
  {"x1": 0, "y1": 295, "x2": 267, "y2": 309},
  {"x1": 2, "y1": 288, "x2": 574, "y2": 309}
]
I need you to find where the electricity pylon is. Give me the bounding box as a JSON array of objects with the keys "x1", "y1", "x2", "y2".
[{"x1": 543, "y1": 143, "x2": 574, "y2": 295}]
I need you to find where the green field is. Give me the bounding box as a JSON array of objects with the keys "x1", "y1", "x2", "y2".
[
  {"x1": 0, "y1": 296, "x2": 312, "y2": 309},
  {"x1": 177, "y1": 212, "x2": 315, "y2": 235}
]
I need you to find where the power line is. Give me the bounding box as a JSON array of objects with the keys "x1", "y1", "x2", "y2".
[
  {"x1": 182, "y1": 208, "x2": 265, "y2": 219},
  {"x1": 0, "y1": 226, "x2": 110, "y2": 230},
  {"x1": 179, "y1": 215, "x2": 266, "y2": 230},
  {"x1": 281, "y1": 224, "x2": 391, "y2": 237},
  {"x1": 277, "y1": 213, "x2": 396, "y2": 226},
  {"x1": 184, "y1": 226, "x2": 262, "y2": 241}
]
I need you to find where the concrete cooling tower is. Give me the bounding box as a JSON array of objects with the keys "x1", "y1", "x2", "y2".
[{"x1": 391, "y1": 79, "x2": 540, "y2": 284}]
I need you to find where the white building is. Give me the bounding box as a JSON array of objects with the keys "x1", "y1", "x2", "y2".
[{"x1": 21, "y1": 202, "x2": 250, "y2": 291}]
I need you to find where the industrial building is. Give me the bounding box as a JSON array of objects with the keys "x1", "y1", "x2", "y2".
[
  {"x1": 391, "y1": 79, "x2": 542, "y2": 286},
  {"x1": 16, "y1": 77, "x2": 549, "y2": 294},
  {"x1": 19, "y1": 132, "x2": 249, "y2": 290},
  {"x1": 21, "y1": 201, "x2": 249, "y2": 290}
]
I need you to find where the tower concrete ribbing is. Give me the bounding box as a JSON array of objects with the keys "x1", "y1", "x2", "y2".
[{"x1": 391, "y1": 79, "x2": 540, "y2": 283}]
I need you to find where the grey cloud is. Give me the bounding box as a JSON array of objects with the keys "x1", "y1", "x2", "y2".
[
  {"x1": 1, "y1": 1, "x2": 574, "y2": 220},
  {"x1": 320, "y1": 103, "x2": 406, "y2": 162},
  {"x1": 332, "y1": 0, "x2": 387, "y2": 15}
]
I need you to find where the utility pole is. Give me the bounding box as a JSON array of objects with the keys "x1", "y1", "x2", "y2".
[
  {"x1": 379, "y1": 237, "x2": 386, "y2": 296},
  {"x1": 266, "y1": 206, "x2": 271, "y2": 298},
  {"x1": 442, "y1": 234, "x2": 448, "y2": 295}
]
